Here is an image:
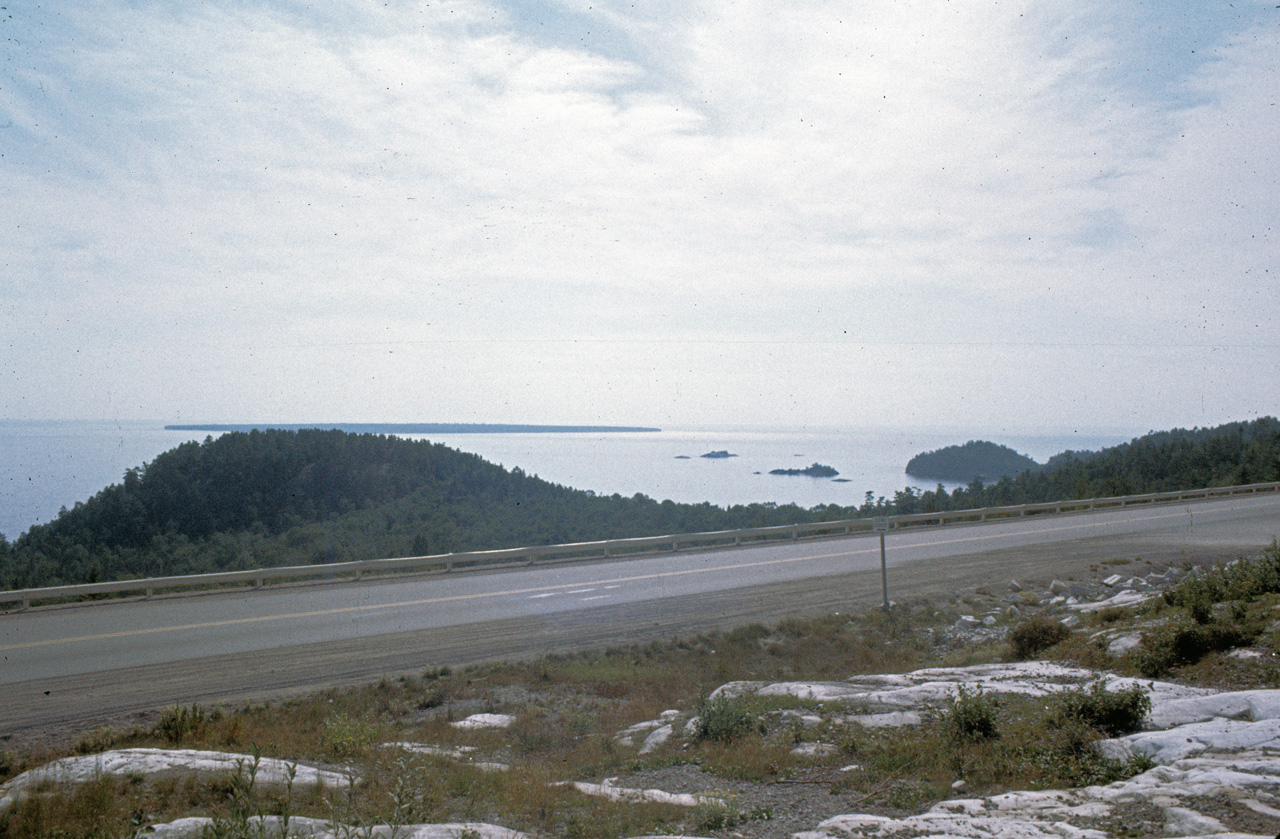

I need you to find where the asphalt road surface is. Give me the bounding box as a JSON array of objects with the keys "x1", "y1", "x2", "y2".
[{"x1": 2, "y1": 494, "x2": 1277, "y2": 740}]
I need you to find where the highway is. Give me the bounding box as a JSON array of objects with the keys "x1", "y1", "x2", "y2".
[{"x1": 1, "y1": 494, "x2": 1277, "y2": 738}]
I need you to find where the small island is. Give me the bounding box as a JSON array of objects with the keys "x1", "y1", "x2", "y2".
[
  {"x1": 769, "y1": 462, "x2": 839, "y2": 478},
  {"x1": 905, "y1": 440, "x2": 1040, "y2": 482},
  {"x1": 700, "y1": 450, "x2": 737, "y2": 459}
]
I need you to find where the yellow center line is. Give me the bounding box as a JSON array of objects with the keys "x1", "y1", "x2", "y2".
[{"x1": 0, "y1": 504, "x2": 1200, "y2": 652}]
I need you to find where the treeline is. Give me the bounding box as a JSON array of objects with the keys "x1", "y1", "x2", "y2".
[
  {"x1": 879, "y1": 417, "x2": 1280, "y2": 516},
  {"x1": 1, "y1": 419, "x2": 1277, "y2": 591}
]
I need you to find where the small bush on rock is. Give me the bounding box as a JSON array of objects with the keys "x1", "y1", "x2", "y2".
[{"x1": 1009, "y1": 615, "x2": 1072, "y2": 660}]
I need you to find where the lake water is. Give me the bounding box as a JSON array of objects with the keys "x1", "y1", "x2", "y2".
[{"x1": 0, "y1": 420, "x2": 1132, "y2": 541}]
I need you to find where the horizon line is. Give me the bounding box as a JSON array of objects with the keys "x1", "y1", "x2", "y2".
[{"x1": 163, "y1": 423, "x2": 663, "y2": 434}]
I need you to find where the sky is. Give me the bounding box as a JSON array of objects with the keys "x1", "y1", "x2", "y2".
[{"x1": 1, "y1": 0, "x2": 1277, "y2": 434}]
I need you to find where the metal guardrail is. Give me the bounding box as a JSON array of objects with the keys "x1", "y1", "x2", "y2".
[{"x1": 4, "y1": 481, "x2": 1278, "y2": 611}]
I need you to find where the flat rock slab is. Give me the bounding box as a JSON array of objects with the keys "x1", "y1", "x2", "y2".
[
  {"x1": 451, "y1": 713, "x2": 517, "y2": 729},
  {"x1": 383, "y1": 742, "x2": 509, "y2": 772},
  {"x1": 0, "y1": 748, "x2": 352, "y2": 811},
  {"x1": 1104, "y1": 718, "x2": 1280, "y2": 764},
  {"x1": 798, "y1": 754, "x2": 1280, "y2": 839},
  {"x1": 741, "y1": 663, "x2": 1211, "y2": 710},
  {"x1": 1146, "y1": 689, "x2": 1280, "y2": 729},
  {"x1": 561, "y1": 778, "x2": 723, "y2": 808}
]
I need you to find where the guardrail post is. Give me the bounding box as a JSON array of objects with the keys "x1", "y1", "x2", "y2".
[
  {"x1": 145, "y1": 587, "x2": 154, "y2": 600},
  {"x1": 355, "y1": 569, "x2": 363, "y2": 581},
  {"x1": 254, "y1": 577, "x2": 263, "y2": 589},
  {"x1": 873, "y1": 517, "x2": 890, "y2": 610},
  {"x1": 21, "y1": 597, "x2": 29, "y2": 612}
]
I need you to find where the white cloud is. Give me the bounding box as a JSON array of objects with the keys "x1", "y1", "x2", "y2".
[{"x1": 0, "y1": 0, "x2": 1275, "y2": 428}]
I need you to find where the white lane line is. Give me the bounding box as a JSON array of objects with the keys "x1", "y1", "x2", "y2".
[
  {"x1": 0, "y1": 500, "x2": 1248, "y2": 653},
  {"x1": 566, "y1": 588, "x2": 597, "y2": 594},
  {"x1": 580, "y1": 595, "x2": 611, "y2": 601}
]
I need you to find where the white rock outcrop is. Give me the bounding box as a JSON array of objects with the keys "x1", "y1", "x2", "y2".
[
  {"x1": 141, "y1": 816, "x2": 529, "y2": 839},
  {"x1": 0, "y1": 748, "x2": 353, "y2": 812}
]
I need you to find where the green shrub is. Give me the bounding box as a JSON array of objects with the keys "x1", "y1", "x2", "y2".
[
  {"x1": 1131, "y1": 616, "x2": 1256, "y2": 678},
  {"x1": 1029, "y1": 725, "x2": 1155, "y2": 787},
  {"x1": 1009, "y1": 615, "x2": 1072, "y2": 660},
  {"x1": 1050, "y1": 680, "x2": 1151, "y2": 737},
  {"x1": 693, "y1": 694, "x2": 765, "y2": 744},
  {"x1": 938, "y1": 684, "x2": 999, "y2": 743},
  {"x1": 1163, "y1": 545, "x2": 1280, "y2": 618}
]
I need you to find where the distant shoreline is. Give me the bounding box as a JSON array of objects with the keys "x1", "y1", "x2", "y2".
[{"x1": 163, "y1": 423, "x2": 662, "y2": 434}]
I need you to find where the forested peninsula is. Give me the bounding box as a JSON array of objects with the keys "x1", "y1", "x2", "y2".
[{"x1": 1, "y1": 418, "x2": 1277, "y2": 591}]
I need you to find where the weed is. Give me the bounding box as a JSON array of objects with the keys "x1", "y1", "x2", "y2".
[
  {"x1": 320, "y1": 712, "x2": 378, "y2": 760},
  {"x1": 938, "y1": 685, "x2": 1000, "y2": 744},
  {"x1": 156, "y1": 704, "x2": 209, "y2": 745},
  {"x1": 74, "y1": 726, "x2": 124, "y2": 755},
  {"x1": 201, "y1": 745, "x2": 293, "y2": 839},
  {"x1": 691, "y1": 798, "x2": 739, "y2": 832},
  {"x1": 881, "y1": 779, "x2": 936, "y2": 811},
  {"x1": 1, "y1": 774, "x2": 124, "y2": 839},
  {"x1": 697, "y1": 733, "x2": 797, "y2": 782},
  {"x1": 1094, "y1": 606, "x2": 1128, "y2": 625},
  {"x1": 693, "y1": 694, "x2": 764, "y2": 744}
]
